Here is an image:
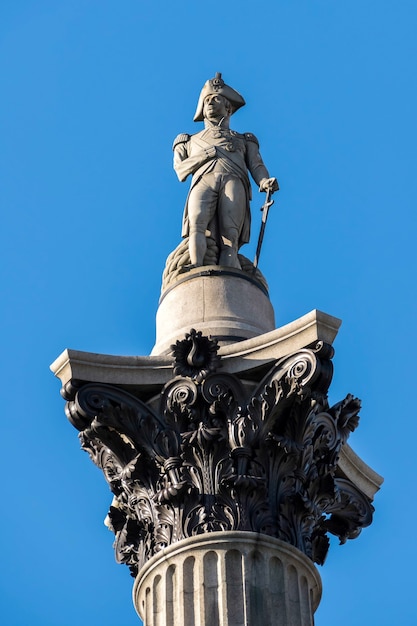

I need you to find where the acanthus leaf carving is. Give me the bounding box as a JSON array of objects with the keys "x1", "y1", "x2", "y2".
[{"x1": 63, "y1": 335, "x2": 375, "y2": 574}]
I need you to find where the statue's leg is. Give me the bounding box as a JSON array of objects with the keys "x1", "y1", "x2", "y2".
[
  {"x1": 218, "y1": 176, "x2": 246, "y2": 269},
  {"x1": 187, "y1": 175, "x2": 217, "y2": 266}
]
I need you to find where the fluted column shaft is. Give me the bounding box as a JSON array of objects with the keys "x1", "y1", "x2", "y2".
[{"x1": 133, "y1": 532, "x2": 321, "y2": 626}]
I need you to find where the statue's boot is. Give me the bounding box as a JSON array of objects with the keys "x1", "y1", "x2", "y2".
[
  {"x1": 219, "y1": 227, "x2": 241, "y2": 269},
  {"x1": 189, "y1": 229, "x2": 207, "y2": 267}
]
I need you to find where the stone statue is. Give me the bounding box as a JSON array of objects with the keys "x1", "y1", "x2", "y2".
[{"x1": 173, "y1": 73, "x2": 278, "y2": 270}]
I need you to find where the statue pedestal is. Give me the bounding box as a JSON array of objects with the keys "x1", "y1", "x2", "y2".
[
  {"x1": 133, "y1": 532, "x2": 322, "y2": 626},
  {"x1": 152, "y1": 267, "x2": 275, "y2": 355}
]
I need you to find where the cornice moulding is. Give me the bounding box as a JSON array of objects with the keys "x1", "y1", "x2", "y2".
[{"x1": 50, "y1": 309, "x2": 341, "y2": 389}]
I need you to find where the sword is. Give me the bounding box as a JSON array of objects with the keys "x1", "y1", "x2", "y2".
[{"x1": 253, "y1": 188, "x2": 274, "y2": 270}]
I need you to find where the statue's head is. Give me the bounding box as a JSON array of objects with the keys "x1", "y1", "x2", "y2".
[
  {"x1": 194, "y1": 73, "x2": 245, "y2": 122},
  {"x1": 202, "y1": 93, "x2": 232, "y2": 123}
]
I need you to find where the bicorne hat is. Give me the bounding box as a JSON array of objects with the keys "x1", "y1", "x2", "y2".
[{"x1": 193, "y1": 73, "x2": 246, "y2": 122}]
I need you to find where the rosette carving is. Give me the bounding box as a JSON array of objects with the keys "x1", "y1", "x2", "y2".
[
  {"x1": 65, "y1": 334, "x2": 375, "y2": 576},
  {"x1": 171, "y1": 328, "x2": 220, "y2": 382}
]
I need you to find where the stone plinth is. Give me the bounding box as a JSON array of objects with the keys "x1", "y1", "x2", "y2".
[
  {"x1": 133, "y1": 532, "x2": 321, "y2": 626},
  {"x1": 152, "y1": 267, "x2": 275, "y2": 355}
]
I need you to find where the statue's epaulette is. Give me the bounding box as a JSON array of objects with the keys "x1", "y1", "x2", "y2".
[
  {"x1": 244, "y1": 132, "x2": 259, "y2": 146},
  {"x1": 172, "y1": 133, "x2": 190, "y2": 150}
]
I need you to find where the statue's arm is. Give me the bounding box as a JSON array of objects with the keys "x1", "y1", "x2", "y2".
[
  {"x1": 173, "y1": 134, "x2": 216, "y2": 182},
  {"x1": 245, "y1": 133, "x2": 279, "y2": 192}
]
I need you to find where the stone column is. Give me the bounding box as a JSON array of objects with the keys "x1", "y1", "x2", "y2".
[{"x1": 133, "y1": 532, "x2": 321, "y2": 626}]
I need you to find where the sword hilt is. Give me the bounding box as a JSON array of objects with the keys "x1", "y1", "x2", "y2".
[{"x1": 261, "y1": 188, "x2": 273, "y2": 208}]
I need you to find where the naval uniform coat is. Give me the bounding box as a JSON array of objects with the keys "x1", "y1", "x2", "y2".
[{"x1": 173, "y1": 128, "x2": 271, "y2": 247}]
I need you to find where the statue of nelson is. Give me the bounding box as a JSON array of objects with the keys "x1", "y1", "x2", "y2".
[{"x1": 173, "y1": 73, "x2": 278, "y2": 269}]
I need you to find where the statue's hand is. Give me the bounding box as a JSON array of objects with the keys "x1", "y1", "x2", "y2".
[
  {"x1": 259, "y1": 177, "x2": 279, "y2": 193},
  {"x1": 205, "y1": 145, "x2": 217, "y2": 159}
]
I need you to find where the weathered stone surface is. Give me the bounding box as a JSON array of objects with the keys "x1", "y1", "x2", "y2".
[
  {"x1": 58, "y1": 331, "x2": 380, "y2": 576},
  {"x1": 133, "y1": 531, "x2": 322, "y2": 626}
]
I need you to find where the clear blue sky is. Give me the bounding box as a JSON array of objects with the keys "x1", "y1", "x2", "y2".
[{"x1": 1, "y1": 1, "x2": 416, "y2": 624}]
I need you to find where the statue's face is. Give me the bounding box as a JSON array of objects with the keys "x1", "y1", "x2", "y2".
[{"x1": 203, "y1": 94, "x2": 230, "y2": 122}]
